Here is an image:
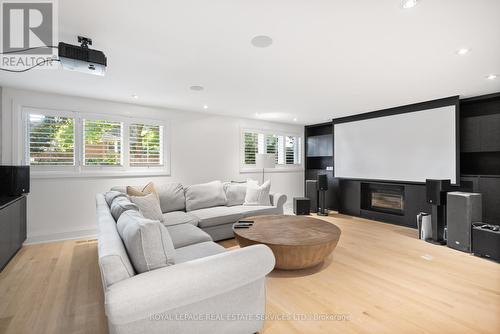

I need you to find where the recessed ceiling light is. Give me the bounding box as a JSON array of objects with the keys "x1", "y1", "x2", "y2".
[
  {"x1": 456, "y1": 48, "x2": 470, "y2": 55},
  {"x1": 487, "y1": 74, "x2": 497, "y2": 80},
  {"x1": 190, "y1": 85, "x2": 204, "y2": 91},
  {"x1": 402, "y1": 0, "x2": 418, "y2": 9},
  {"x1": 251, "y1": 35, "x2": 273, "y2": 48},
  {"x1": 203, "y1": 105, "x2": 208, "y2": 109},
  {"x1": 132, "y1": 94, "x2": 139, "y2": 99},
  {"x1": 293, "y1": 118, "x2": 298, "y2": 122}
]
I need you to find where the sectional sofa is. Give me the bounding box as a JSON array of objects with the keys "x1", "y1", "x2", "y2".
[
  {"x1": 96, "y1": 181, "x2": 286, "y2": 334},
  {"x1": 111, "y1": 181, "x2": 287, "y2": 241}
]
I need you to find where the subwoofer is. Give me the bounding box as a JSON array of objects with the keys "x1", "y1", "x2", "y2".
[
  {"x1": 446, "y1": 192, "x2": 482, "y2": 253},
  {"x1": 0, "y1": 165, "x2": 30, "y2": 196}
]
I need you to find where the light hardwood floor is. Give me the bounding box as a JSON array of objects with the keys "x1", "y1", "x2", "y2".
[{"x1": 1, "y1": 213, "x2": 499, "y2": 334}]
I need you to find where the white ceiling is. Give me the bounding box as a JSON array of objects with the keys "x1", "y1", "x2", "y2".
[{"x1": 1, "y1": 0, "x2": 499, "y2": 124}]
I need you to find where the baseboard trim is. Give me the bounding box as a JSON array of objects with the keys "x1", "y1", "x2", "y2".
[{"x1": 24, "y1": 228, "x2": 98, "y2": 245}]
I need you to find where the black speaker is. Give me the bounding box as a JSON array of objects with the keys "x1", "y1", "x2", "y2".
[
  {"x1": 426, "y1": 179, "x2": 451, "y2": 205},
  {"x1": 472, "y1": 223, "x2": 500, "y2": 263},
  {"x1": 305, "y1": 180, "x2": 318, "y2": 213},
  {"x1": 293, "y1": 197, "x2": 310, "y2": 215},
  {"x1": 0, "y1": 165, "x2": 30, "y2": 196},
  {"x1": 446, "y1": 192, "x2": 482, "y2": 253},
  {"x1": 317, "y1": 174, "x2": 328, "y2": 191}
]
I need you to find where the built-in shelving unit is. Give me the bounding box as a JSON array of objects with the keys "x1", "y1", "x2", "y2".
[
  {"x1": 304, "y1": 122, "x2": 338, "y2": 210},
  {"x1": 460, "y1": 92, "x2": 500, "y2": 224}
]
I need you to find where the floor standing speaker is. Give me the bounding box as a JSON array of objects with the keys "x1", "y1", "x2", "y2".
[
  {"x1": 306, "y1": 180, "x2": 318, "y2": 213},
  {"x1": 446, "y1": 192, "x2": 482, "y2": 253}
]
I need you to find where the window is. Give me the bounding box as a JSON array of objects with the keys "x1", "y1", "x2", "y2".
[
  {"x1": 241, "y1": 129, "x2": 301, "y2": 169},
  {"x1": 27, "y1": 114, "x2": 75, "y2": 166},
  {"x1": 129, "y1": 123, "x2": 163, "y2": 166},
  {"x1": 83, "y1": 119, "x2": 123, "y2": 166},
  {"x1": 22, "y1": 108, "x2": 169, "y2": 177}
]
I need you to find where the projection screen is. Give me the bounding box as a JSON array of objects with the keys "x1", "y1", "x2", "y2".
[{"x1": 334, "y1": 105, "x2": 457, "y2": 183}]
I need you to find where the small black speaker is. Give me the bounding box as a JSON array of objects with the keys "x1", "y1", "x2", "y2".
[
  {"x1": 0, "y1": 165, "x2": 30, "y2": 196},
  {"x1": 317, "y1": 174, "x2": 328, "y2": 191},
  {"x1": 426, "y1": 179, "x2": 451, "y2": 205},
  {"x1": 293, "y1": 197, "x2": 310, "y2": 215}
]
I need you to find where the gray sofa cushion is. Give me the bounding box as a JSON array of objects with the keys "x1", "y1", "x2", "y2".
[
  {"x1": 184, "y1": 181, "x2": 227, "y2": 212},
  {"x1": 167, "y1": 224, "x2": 212, "y2": 249},
  {"x1": 162, "y1": 211, "x2": 199, "y2": 227},
  {"x1": 156, "y1": 182, "x2": 186, "y2": 213},
  {"x1": 117, "y1": 210, "x2": 176, "y2": 274},
  {"x1": 174, "y1": 241, "x2": 226, "y2": 264},
  {"x1": 223, "y1": 182, "x2": 247, "y2": 206},
  {"x1": 105, "y1": 190, "x2": 128, "y2": 207},
  {"x1": 189, "y1": 206, "x2": 244, "y2": 228},
  {"x1": 230, "y1": 205, "x2": 280, "y2": 218},
  {"x1": 110, "y1": 197, "x2": 139, "y2": 221}
]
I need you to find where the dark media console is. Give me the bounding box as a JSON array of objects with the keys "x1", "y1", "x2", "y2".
[{"x1": 0, "y1": 165, "x2": 29, "y2": 272}]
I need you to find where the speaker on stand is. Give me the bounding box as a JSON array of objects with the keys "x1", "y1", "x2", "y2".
[{"x1": 317, "y1": 174, "x2": 328, "y2": 216}]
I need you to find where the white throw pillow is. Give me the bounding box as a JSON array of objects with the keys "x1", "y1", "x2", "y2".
[
  {"x1": 223, "y1": 182, "x2": 247, "y2": 206},
  {"x1": 130, "y1": 193, "x2": 164, "y2": 222},
  {"x1": 244, "y1": 179, "x2": 271, "y2": 206}
]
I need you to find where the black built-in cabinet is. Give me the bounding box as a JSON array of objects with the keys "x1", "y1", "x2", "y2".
[
  {"x1": 305, "y1": 92, "x2": 500, "y2": 227},
  {"x1": 0, "y1": 196, "x2": 27, "y2": 271}
]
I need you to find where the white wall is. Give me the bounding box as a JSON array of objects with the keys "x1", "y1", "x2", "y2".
[{"x1": 1, "y1": 87, "x2": 304, "y2": 243}]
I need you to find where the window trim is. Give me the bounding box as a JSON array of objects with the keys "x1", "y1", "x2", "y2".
[
  {"x1": 240, "y1": 127, "x2": 303, "y2": 173},
  {"x1": 21, "y1": 107, "x2": 171, "y2": 178}
]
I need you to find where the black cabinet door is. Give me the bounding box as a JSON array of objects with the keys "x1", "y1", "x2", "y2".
[
  {"x1": 339, "y1": 180, "x2": 360, "y2": 216},
  {"x1": 461, "y1": 116, "x2": 481, "y2": 152},
  {"x1": 478, "y1": 177, "x2": 500, "y2": 224},
  {"x1": 481, "y1": 114, "x2": 500, "y2": 152}
]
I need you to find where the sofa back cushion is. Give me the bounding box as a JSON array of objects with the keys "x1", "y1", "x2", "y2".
[
  {"x1": 117, "y1": 210, "x2": 176, "y2": 274},
  {"x1": 223, "y1": 182, "x2": 247, "y2": 206},
  {"x1": 156, "y1": 182, "x2": 186, "y2": 213},
  {"x1": 104, "y1": 190, "x2": 128, "y2": 207},
  {"x1": 110, "y1": 196, "x2": 139, "y2": 221},
  {"x1": 184, "y1": 180, "x2": 227, "y2": 212}
]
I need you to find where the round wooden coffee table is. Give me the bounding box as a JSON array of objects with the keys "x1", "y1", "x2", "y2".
[{"x1": 233, "y1": 215, "x2": 341, "y2": 270}]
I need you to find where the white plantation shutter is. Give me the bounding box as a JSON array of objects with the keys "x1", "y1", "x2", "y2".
[
  {"x1": 83, "y1": 119, "x2": 123, "y2": 166},
  {"x1": 129, "y1": 123, "x2": 163, "y2": 166},
  {"x1": 285, "y1": 135, "x2": 300, "y2": 165},
  {"x1": 265, "y1": 134, "x2": 279, "y2": 164},
  {"x1": 27, "y1": 113, "x2": 75, "y2": 166},
  {"x1": 243, "y1": 132, "x2": 259, "y2": 165}
]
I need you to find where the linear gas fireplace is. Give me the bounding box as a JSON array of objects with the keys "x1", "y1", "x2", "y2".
[{"x1": 361, "y1": 183, "x2": 405, "y2": 216}]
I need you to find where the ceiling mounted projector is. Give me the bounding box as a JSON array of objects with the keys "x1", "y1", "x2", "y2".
[{"x1": 58, "y1": 36, "x2": 107, "y2": 76}]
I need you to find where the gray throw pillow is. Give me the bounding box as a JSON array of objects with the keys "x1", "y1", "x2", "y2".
[
  {"x1": 184, "y1": 180, "x2": 227, "y2": 212},
  {"x1": 129, "y1": 193, "x2": 164, "y2": 222},
  {"x1": 110, "y1": 197, "x2": 139, "y2": 221},
  {"x1": 117, "y1": 210, "x2": 176, "y2": 273},
  {"x1": 223, "y1": 182, "x2": 247, "y2": 206}
]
